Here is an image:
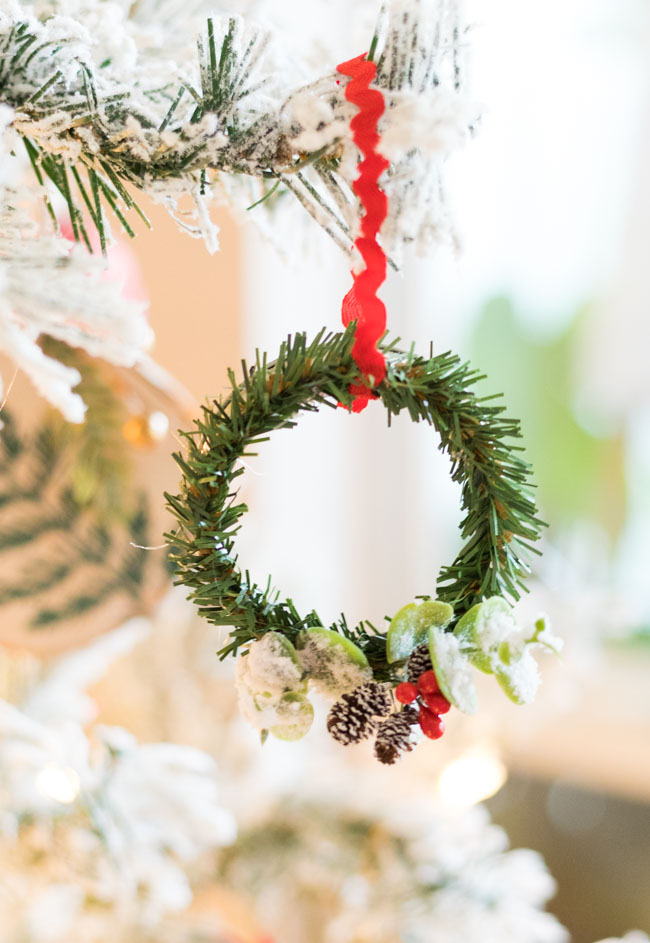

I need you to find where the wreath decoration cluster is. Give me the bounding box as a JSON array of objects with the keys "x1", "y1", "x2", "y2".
[
  {"x1": 166, "y1": 328, "x2": 559, "y2": 764},
  {"x1": 0, "y1": 0, "x2": 560, "y2": 765}
]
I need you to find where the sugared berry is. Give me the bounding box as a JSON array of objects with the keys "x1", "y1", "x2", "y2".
[
  {"x1": 421, "y1": 691, "x2": 450, "y2": 715},
  {"x1": 418, "y1": 705, "x2": 445, "y2": 740},
  {"x1": 417, "y1": 670, "x2": 440, "y2": 695},
  {"x1": 395, "y1": 682, "x2": 419, "y2": 705}
]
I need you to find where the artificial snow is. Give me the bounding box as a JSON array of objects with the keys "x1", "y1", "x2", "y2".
[
  {"x1": 496, "y1": 648, "x2": 541, "y2": 705},
  {"x1": 0, "y1": 624, "x2": 236, "y2": 934},
  {"x1": 0, "y1": 0, "x2": 475, "y2": 262},
  {"x1": 429, "y1": 627, "x2": 478, "y2": 714},
  {"x1": 297, "y1": 631, "x2": 372, "y2": 698},
  {"x1": 475, "y1": 603, "x2": 521, "y2": 653},
  {"x1": 235, "y1": 677, "x2": 281, "y2": 731},
  {"x1": 244, "y1": 632, "x2": 304, "y2": 694},
  {"x1": 533, "y1": 621, "x2": 565, "y2": 656},
  {"x1": 284, "y1": 89, "x2": 339, "y2": 153},
  {"x1": 235, "y1": 651, "x2": 313, "y2": 737},
  {"x1": 272, "y1": 693, "x2": 314, "y2": 738},
  {"x1": 0, "y1": 189, "x2": 152, "y2": 421},
  {"x1": 379, "y1": 89, "x2": 477, "y2": 162}
]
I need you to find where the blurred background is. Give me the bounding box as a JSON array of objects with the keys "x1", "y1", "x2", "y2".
[
  {"x1": 130, "y1": 0, "x2": 650, "y2": 938},
  {"x1": 2, "y1": 0, "x2": 650, "y2": 941}
]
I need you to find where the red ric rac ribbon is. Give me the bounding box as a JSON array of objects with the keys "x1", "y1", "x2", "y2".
[{"x1": 337, "y1": 54, "x2": 390, "y2": 412}]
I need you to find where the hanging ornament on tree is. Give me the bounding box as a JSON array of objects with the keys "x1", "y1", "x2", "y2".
[
  {"x1": 0, "y1": 344, "x2": 193, "y2": 655},
  {"x1": 165, "y1": 325, "x2": 561, "y2": 762},
  {"x1": 165, "y1": 30, "x2": 562, "y2": 764}
]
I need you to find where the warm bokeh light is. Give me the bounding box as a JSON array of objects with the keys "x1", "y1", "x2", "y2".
[
  {"x1": 148, "y1": 410, "x2": 170, "y2": 441},
  {"x1": 437, "y1": 748, "x2": 508, "y2": 808},
  {"x1": 35, "y1": 765, "x2": 81, "y2": 805}
]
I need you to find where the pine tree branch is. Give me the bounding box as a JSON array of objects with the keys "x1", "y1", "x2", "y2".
[{"x1": 2, "y1": 2, "x2": 468, "y2": 254}]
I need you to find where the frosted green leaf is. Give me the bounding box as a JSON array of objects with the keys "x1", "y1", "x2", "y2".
[
  {"x1": 470, "y1": 651, "x2": 494, "y2": 674},
  {"x1": 270, "y1": 692, "x2": 314, "y2": 741},
  {"x1": 497, "y1": 640, "x2": 517, "y2": 665},
  {"x1": 428, "y1": 625, "x2": 477, "y2": 714},
  {"x1": 454, "y1": 603, "x2": 493, "y2": 674},
  {"x1": 454, "y1": 596, "x2": 521, "y2": 673},
  {"x1": 235, "y1": 673, "x2": 280, "y2": 732},
  {"x1": 386, "y1": 600, "x2": 453, "y2": 663},
  {"x1": 236, "y1": 653, "x2": 313, "y2": 735},
  {"x1": 296, "y1": 627, "x2": 371, "y2": 697},
  {"x1": 469, "y1": 596, "x2": 517, "y2": 651},
  {"x1": 494, "y1": 648, "x2": 540, "y2": 705},
  {"x1": 527, "y1": 617, "x2": 564, "y2": 656},
  {"x1": 246, "y1": 631, "x2": 304, "y2": 695}
]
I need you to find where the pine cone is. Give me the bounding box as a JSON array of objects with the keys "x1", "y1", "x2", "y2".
[
  {"x1": 374, "y1": 706, "x2": 419, "y2": 765},
  {"x1": 327, "y1": 682, "x2": 391, "y2": 746},
  {"x1": 407, "y1": 643, "x2": 432, "y2": 683}
]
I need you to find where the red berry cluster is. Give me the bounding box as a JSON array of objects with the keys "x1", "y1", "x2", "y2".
[{"x1": 394, "y1": 670, "x2": 450, "y2": 740}]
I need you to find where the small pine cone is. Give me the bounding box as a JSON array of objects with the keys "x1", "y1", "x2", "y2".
[
  {"x1": 374, "y1": 707, "x2": 419, "y2": 765},
  {"x1": 401, "y1": 704, "x2": 420, "y2": 725},
  {"x1": 327, "y1": 682, "x2": 391, "y2": 746},
  {"x1": 407, "y1": 644, "x2": 432, "y2": 684}
]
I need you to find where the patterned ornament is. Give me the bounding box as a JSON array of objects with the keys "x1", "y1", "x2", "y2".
[{"x1": 0, "y1": 346, "x2": 192, "y2": 655}]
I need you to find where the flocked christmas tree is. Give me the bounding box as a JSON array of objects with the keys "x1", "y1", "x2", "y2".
[{"x1": 0, "y1": 0, "x2": 638, "y2": 940}]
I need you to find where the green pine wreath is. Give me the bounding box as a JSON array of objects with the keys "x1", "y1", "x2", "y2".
[{"x1": 165, "y1": 326, "x2": 544, "y2": 683}]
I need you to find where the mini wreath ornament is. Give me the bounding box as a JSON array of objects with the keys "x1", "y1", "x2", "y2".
[{"x1": 166, "y1": 328, "x2": 562, "y2": 764}]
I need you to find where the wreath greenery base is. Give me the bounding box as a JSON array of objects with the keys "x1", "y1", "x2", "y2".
[
  {"x1": 165, "y1": 326, "x2": 544, "y2": 677},
  {"x1": 164, "y1": 326, "x2": 558, "y2": 761}
]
